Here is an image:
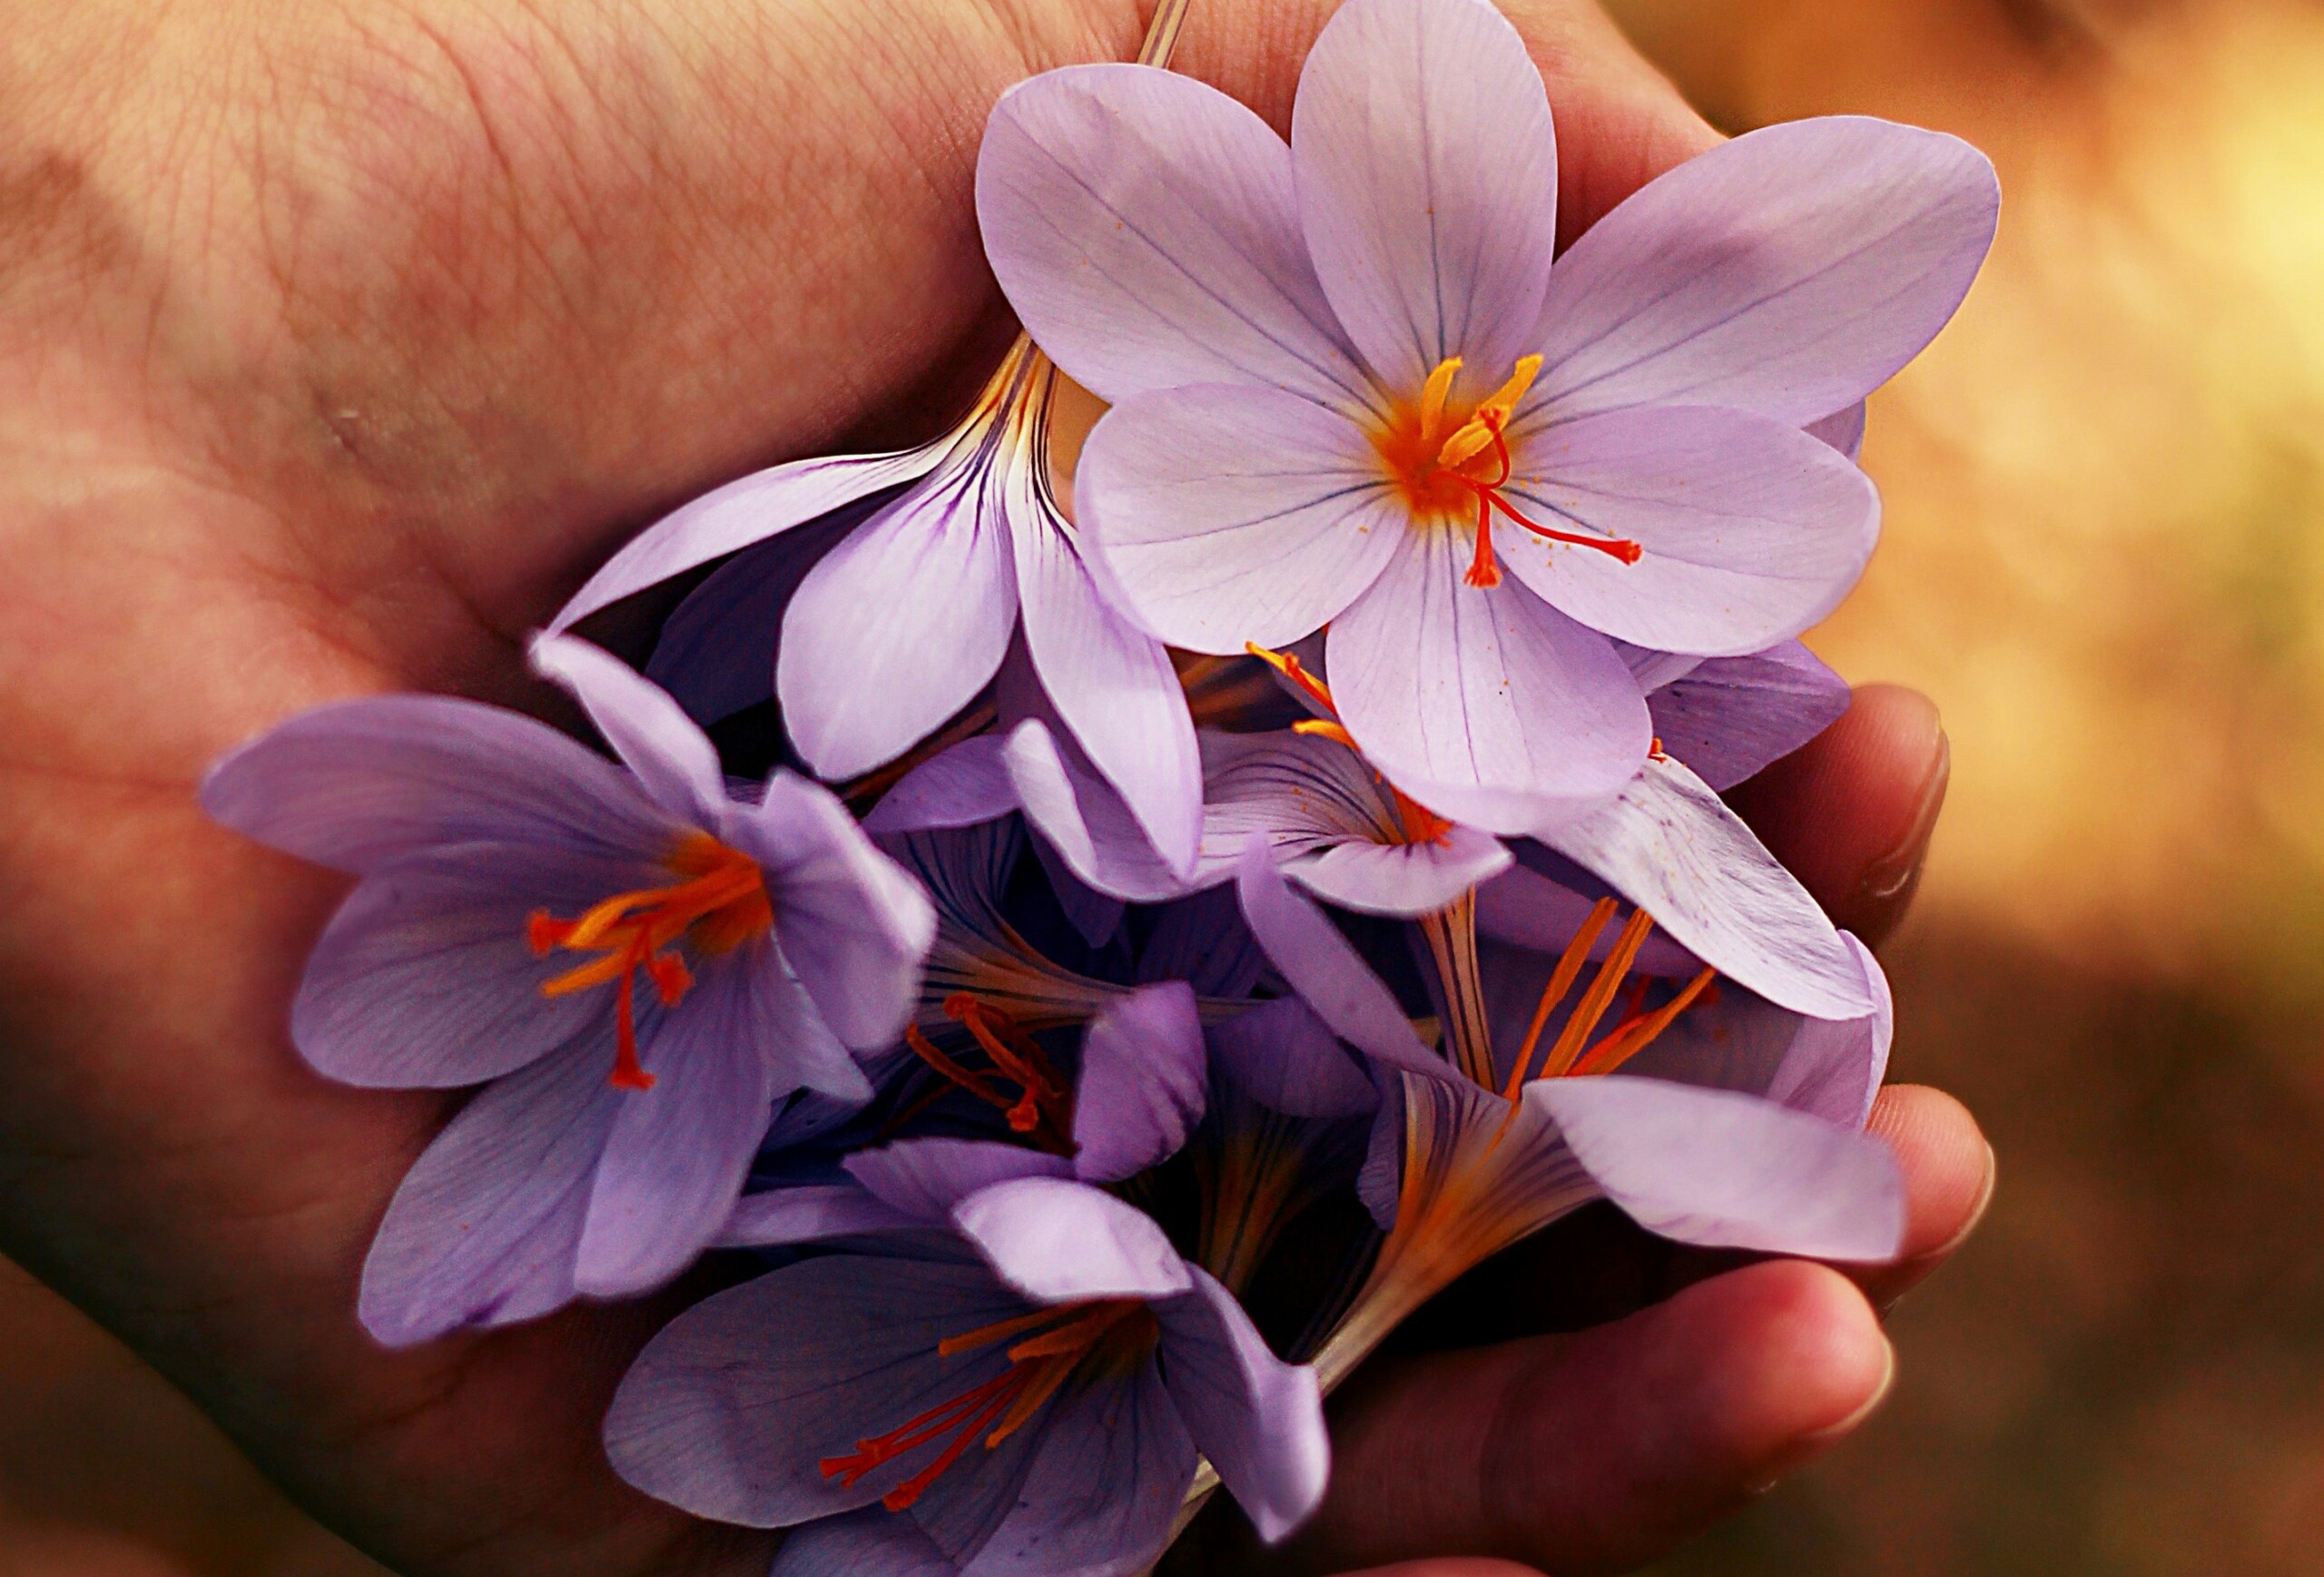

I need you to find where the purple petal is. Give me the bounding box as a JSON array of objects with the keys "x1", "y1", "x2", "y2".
[
  {"x1": 862, "y1": 735, "x2": 1022, "y2": 835},
  {"x1": 550, "y1": 444, "x2": 949, "y2": 634},
  {"x1": 1029, "y1": 835, "x2": 1130, "y2": 950},
  {"x1": 645, "y1": 510, "x2": 863, "y2": 725},
  {"x1": 1329, "y1": 526, "x2": 1651, "y2": 834},
  {"x1": 1645, "y1": 640, "x2": 1852, "y2": 791},
  {"x1": 735, "y1": 772, "x2": 937, "y2": 1050},
  {"x1": 846, "y1": 1138, "x2": 1072, "y2": 1222},
  {"x1": 1074, "y1": 982, "x2": 1208, "y2": 1182},
  {"x1": 575, "y1": 951, "x2": 782, "y2": 1296},
  {"x1": 293, "y1": 843, "x2": 647, "y2": 1089},
  {"x1": 359, "y1": 1048, "x2": 619, "y2": 1345},
  {"x1": 531, "y1": 633, "x2": 731, "y2": 830},
  {"x1": 1209, "y1": 998, "x2": 1379, "y2": 1119},
  {"x1": 604, "y1": 1253, "x2": 1030, "y2": 1525},
  {"x1": 776, "y1": 455, "x2": 1018, "y2": 781},
  {"x1": 1233, "y1": 836, "x2": 1450, "y2": 1083},
  {"x1": 1290, "y1": 0, "x2": 1558, "y2": 390},
  {"x1": 1014, "y1": 482, "x2": 1203, "y2": 876},
  {"x1": 716, "y1": 1183, "x2": 922, "y2": 1247},
  {"x1": 1762, "y1": 933, "x2": 1892, "y2": 1127},
  {"x1": 201, "y1": 695, "x2": 671, "y2": 874},
  {"x1": 967, "y1": 1368, "x2": 1196, "y2": 1577},
  {"x1": 1156, "y1": 1268, "x2": 1329, "y2": 1543},
  {"x1": 1528, "y1": 1074, "x2": 1905, "y2": 1260},
  {"x1": 1000, "y1": 720, "x2": 1185, "y2": 903},
  {"x1": 1136, "y1": 887, "x2": 1267, "y2": 999},
  {"x1": 1537, "y1": 755, "x2": 1876, "y2": 1019},
  {"x1": 1472, "y1": 862, "x2": 1701, "y2": 977},
  {"x1": 1077, "y1": 382, "x2": 1403, "y2": 655},
  {"x1": 770, "y1": 1512, "x2": 959, "y2": 1577},
  {"x1": 950, "y1": 1177, "x2": 1192, "y2": 1303},
  {"x1": 1806, "y1": 401, "x2": 1867, "y2": 461},
  {"x1": 1498, "y1": 405, "x2": 1879, "y2": 656},
  {"x1": 977, "y1": 64, "x2": 1372, "y2": 408},
  {"x1": 1297, "y1": 830, "x2": 1512, "y2": 917},
  {"x1": 1522, "y1": 116, "x2": 2000, "y2": 426}
]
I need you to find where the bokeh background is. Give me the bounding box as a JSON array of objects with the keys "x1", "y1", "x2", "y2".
[{"x1": 10, "y1": 0, "x2": 2324, "y2": 1572}]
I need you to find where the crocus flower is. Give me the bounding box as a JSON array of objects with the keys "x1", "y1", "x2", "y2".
[
  {"x1": 544, "y1": 338, "x2": 1204, "y2": 883},
  {"x1": 199, "y1": 634, "x2": 936, "y2": 1343},
  {"x1": 605, "y1": 1146, "x2": 1328, "y2": 1573},
  {"x1": 975, "y1": 0, "x2": 1997, "y2": 833},
  {"x1": 1629, "y1": 638, "x2": 1854, "y2": 791},
  {"x1": 1229, "y1": 839, "x2": 1902, "y2": 1388}
]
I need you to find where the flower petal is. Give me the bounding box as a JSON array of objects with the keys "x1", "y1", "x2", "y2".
[
  {"x1": 769, "y1": 1511, "x2": 958, "y2": 1577},
  {"x1": 1295, "y1": 829, "x2": 1511, "y2": 917},
  {"x1": 736, "y1": 772, "x2": 937, "y2": 1050},
  {"x1": 201, "y1": 696, "x2": 671, "y2": 874},
  {"x1": 1472, "y1": 863, "x2": 1701, "y2": 979},
  {"x1": 716, "y1": 1183, "x2": 922, "y2": 1248},
  {"x1": 777, "y1": 452, "x2": 1019, "y2": 781},
  {"x1": 359, "y1": 1048, "x2": 620, "y2": 1345},
  {"x1": 950, "y1": 1177, "x2": 1192, "y2": 1304},
  {"x1": 1289, "y1": 0, "x2": 1558, "y2": 391},
  {"x1": 1077, "y1": 383, "x2": 1403, "y2": 654},
  {"x1": 1208, "y1": 997, "x2": 1380, "y2": 1119},
  {"x1": 576, "y1": 951, "x2": 783, "y2": 1297},
  {"x1": 1498, "y1": 405, "x2": 1879, "y2": 656},
  {"x1": 967, "y1": 1368, "x2": 1196, "y2": 1577},
  {"x1": 978, "y1": 64, "x2": 1372, "y2": 408},
  {"x1": 862, "y1": 735, "x2": 1022, "y2": 835},
  {"x1": 1762, "y1": 933, "x2": 1892, "y2": 1127},
  {"x1": 1329, "y1": 526, "x2": 1651, "y2": 833},
  {"x1": 1014, "y1": 447, "x2": 1203, "y2": 876},
  {"x1": 531, "y1": 633, "x2": 731, "y2": 830},
  {"x1": 1644, "y1": 639, "x2": 1852, "y2": 790},
  {"x1": 1532, "y1": 754, "x2": 1876, "y2": 1019},
  {"x1": 1074, "y1": 981, "x2": 1208, "y2": 1182},
  {"x1": 1000, "y1": 720, "x2": 1186, "y2": 903},
  {"x1": 293, "y1": 843, "x2": 649, "y2": 1089},
  {"x1": 1157, "y1": 1268, "x2": 1329, "y2": 1543},
  {"x1": 1135, "y1": 887, "x2": 1267, "y2": 999},
  {"x1": 604, "y1": 1252, "x2": 1029, "y2": 1526},
  {"x1": 549, "y1": 444, "x2": 948, "y2": 634},
  {"x1": 845, "y1": 1138, "x2": 1072, "y2": 1221},
  {"x1": 1234, "y1": 836, "x2": 1451, "y2": 1084},
  {"x1": 1807, "y1": 401, "x2": 1867, "y2": 461},
  {"x1": 1521, "y1": 116, "x2": 2000, "y2": 426},
  {"x1": 1526, "y1": 1074, "x2": 1905, "y2": 1261},
  {"x1": 644, "y1": 510, "x2": 863, "y2": 725}
]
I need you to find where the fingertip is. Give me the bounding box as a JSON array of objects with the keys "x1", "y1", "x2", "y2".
[{"x1": 1859, "y1": 1084, "x2": 1995, "y2": 1305}]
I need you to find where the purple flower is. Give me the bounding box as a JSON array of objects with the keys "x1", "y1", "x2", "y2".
[
  {"x1": 1229, "y1": 838, "x2": 1901, "y2": 1387},
  {"x1": 199, "y1": 634, "x2": 936, "y2": 1342},
  {"x1": 544, "y1": 340, "x2": 1204, "y2": 881},
  {"x1": 1627, "y1": 639, "x2": 1854, "y2": 791},
  {"x1": 604, "y1": 1154, "x2": 1327, "y2": 1572},
  {"x1": 975, "y1": 0, "x2": 1996, "y2": 833}
]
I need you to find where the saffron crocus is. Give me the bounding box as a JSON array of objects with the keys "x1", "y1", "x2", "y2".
[
  {"x1": 605, "y1": 1155, "x2": 1328, "y2": 1572},
  {"x1": 976, "y1": 0, "x2": 1997, "y2": 833},
  {"x1": 1629, "y1": 639, "x2": 1854, "y2": 791},
  {"x1": 1229, "y1": 840, "x2": 1902, "y2": 1388},
  {"x1": 544, "y1": 339, "x2": 1204, "y2": 882},
  {"x1": 199, "y1": 634, "x2": 936, "y2": 1343}
]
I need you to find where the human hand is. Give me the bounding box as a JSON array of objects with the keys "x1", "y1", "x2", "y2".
[{"x1": 0, "y1": 2, "x2": 1988, "y2": 1575}]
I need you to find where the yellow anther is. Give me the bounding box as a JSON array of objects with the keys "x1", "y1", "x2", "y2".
[
  {"x1": 1419, "y1": 357, "x2": 1463, "y2": 443},
  {"x1": 1291, "y1": 717, "x2": 1360, "y2": 750}
]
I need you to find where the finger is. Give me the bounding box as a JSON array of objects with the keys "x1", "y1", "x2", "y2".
[
  {"x1": 1167, "y1": 0, "x2": 1720, "y2": 241},
  {"x1": 1726, "y1": 683, "x2": 1950, "y2": 943},
  {"x1": 1855, "y1": 1083, "x2": 1994, "y2": 1310},
  {"x1": 1275, "y1": 1260, "x2": 1892, "y2": 1576}
]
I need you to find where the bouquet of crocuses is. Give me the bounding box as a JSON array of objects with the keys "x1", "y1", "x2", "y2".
[{"x1": 197, "y1": 0, "x2": 1997, "y2": 1569}]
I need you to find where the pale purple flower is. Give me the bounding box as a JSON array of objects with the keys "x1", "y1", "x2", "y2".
[
  {"x1": 544, "y1": 341, "x2": 1204, "y2": 880},
  {"x1": 199, "y1": 634, "x2": 936, "y2": 1343},
  {"x1": 1624, "y1": 638, "x2": 1854, "y2": 791},
  {"x1": 605, "y1": 1157, "x2": 1327, "y2": 1573},
  {"x1": 976, "y1": 0, "x2": 1996, "y2": 833}
]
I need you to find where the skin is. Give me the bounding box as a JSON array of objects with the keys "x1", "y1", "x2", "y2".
[{"x1": 0, "y1": 2, "x2": 1992, "y2": 1575}]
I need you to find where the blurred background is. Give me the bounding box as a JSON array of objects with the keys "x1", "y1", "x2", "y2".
[{"x1": 9, "y1": 0, "x2": 2324, "y2": 1572}]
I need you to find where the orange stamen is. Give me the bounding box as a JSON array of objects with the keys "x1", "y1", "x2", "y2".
[
  {"x1": 1503, "y1": 897, "x2": 1619, "y2": 1097},
  {"x1": 902, "y1": 997, "x2": 1077, "y2": 1153},
  {"x1": 1246, "y1": 641, "x2": 1337, "y2": 716},
  {"x1": 822, "y1": 1301, "x2": 1156, "y2": 1511},
  {"x1": 1570, "y1": 967, "x2": 1718, "y2": 1078},
  {"x1": 527, "y1": 833, "x2": 771, "y2": 1091}
]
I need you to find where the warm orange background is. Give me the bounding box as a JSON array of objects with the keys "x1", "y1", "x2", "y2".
[{"x1": 11, "y1": 2, "x2": 2324, "y2": 1572}]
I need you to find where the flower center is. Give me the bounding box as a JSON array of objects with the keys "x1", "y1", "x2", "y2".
[
  {"x1": 1246, "y1": 642, "x2": 1455, "y2": 845},
  {"x1": 526, "y1": 832, "x2": 773, "y2": 1091},
  {"x1": 901, "y1": 994, "x2": 1078, "y2": 1154},
  {"x1": 1374, "y1": 355, "x2": 1643, "y2": 589},
  {"x1": 821, "y1": 1299, "x2": 1159, "y2": 1512},
  {"x1": 1500, "y1": 898, "x2": 1718, "y2": 1098}
]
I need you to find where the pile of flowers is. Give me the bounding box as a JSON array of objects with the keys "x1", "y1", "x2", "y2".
[{"x1": 200, "y1": 0, "x2": 1996, "y2": 1569}]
